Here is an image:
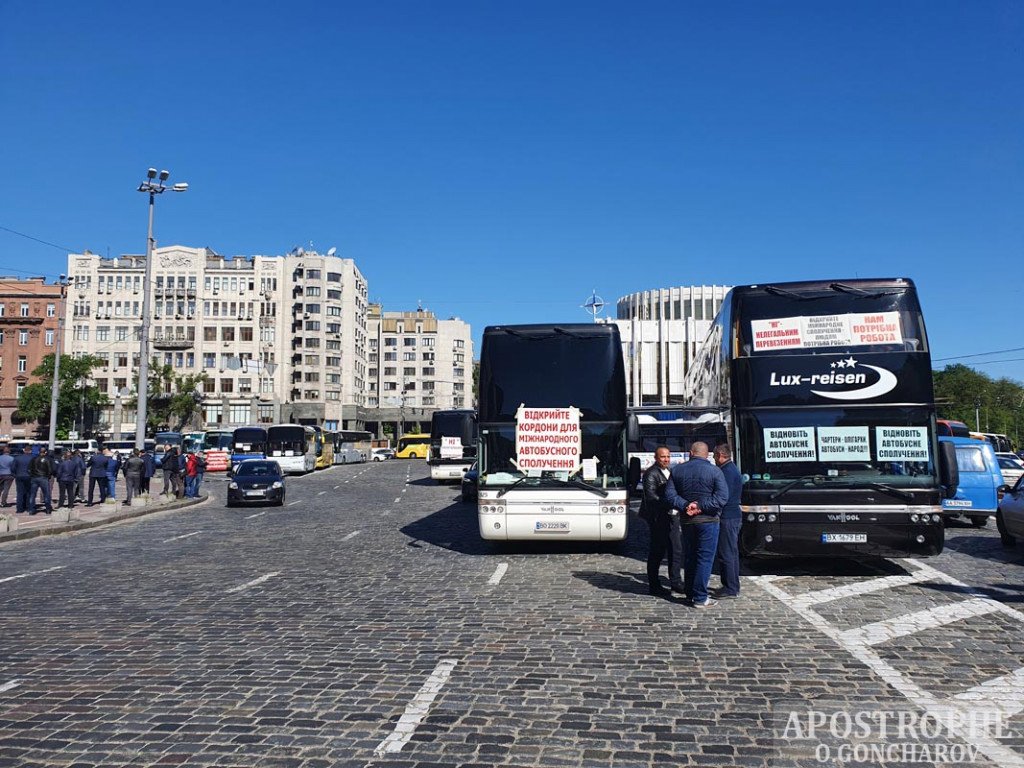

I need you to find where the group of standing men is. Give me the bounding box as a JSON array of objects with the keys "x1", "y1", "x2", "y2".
[
  {"x1": 640, "y1": 441, "x2": 743, "y2": 607},
  {"x1": 0, "y1": 443, "x2": 207, "y2": 514}
]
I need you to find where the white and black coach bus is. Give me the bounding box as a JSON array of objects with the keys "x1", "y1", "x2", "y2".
[
  {"x1": 683, "y1": 277, "x2": 957, "y2": 558},
  {"x1": 476, "y1": 324, "x2": 637, "y2": 543},
  {"x1": 428, "y1": 409, "x2": 477, "y2": 482}
]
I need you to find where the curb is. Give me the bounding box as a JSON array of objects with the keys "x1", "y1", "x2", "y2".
[{"x1": 0, "y1": 494, "x2": 209, "y2": 544}]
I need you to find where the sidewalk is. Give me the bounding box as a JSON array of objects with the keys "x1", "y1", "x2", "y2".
[{"x1": 0, "y1": 492, "x2": 207, "y2": 544}]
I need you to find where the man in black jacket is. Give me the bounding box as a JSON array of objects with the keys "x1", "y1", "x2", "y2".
[
  {"x1": 640, "y1": 446, "x2": 683, "y2": 597},
  {"x1": 29, "y1": 447, "x2": 56, "y2": 514}
]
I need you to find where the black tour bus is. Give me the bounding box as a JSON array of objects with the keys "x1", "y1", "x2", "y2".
[
  {"x1": 683, "y1": 277, "x2": 957, "y2": 558},
  {"x1": 427, "y1": 409, "x2": 477, "y2": 482}
]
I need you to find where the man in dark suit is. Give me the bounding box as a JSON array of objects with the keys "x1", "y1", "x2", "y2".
[
  {"x1": 12, "y1": 446, "x2": 34, "y2": 514},
  {"x1": 87, "y1": 450, "x2": 109, "y2": 505},
  {"x1": 640, "y1": 446, "x2": 683, "y2": 597},
  {"x1": 712, "y1": 443, "x2": 744, "y2": 599}
]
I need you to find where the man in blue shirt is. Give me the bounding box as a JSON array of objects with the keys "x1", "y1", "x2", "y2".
[
  {"x1": 664, "y1": 442, "x2": 729, "y2": 607},
  {"x1": 712, "y1": 444, "x2": 744, "y2": 599},
  {"x1": 0, "y1": 446, "x2": 14, "y2": 507}
]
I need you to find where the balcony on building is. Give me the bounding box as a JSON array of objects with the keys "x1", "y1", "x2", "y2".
[{"x1": 151, "y1": 332, "x2": 194, "y2": 351}]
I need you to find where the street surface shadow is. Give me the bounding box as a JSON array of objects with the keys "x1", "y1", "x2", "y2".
[
  {"x1": 407, "y1": 477, "x2": 442, "y2": 487},
  {"x1": 399, "y1": 503, "x2": 648, "y2": 560},
  {"x1": 916, "y1": 580, "x2": 1023, "y2": 604},
  {"x1": 573, "y1": 569, "x2": 678, "y2": 598},
  {"x1": 741, "y1": 556, "x2": 907, "y2": 579}
]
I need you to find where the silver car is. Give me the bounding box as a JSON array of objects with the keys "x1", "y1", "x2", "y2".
[
  {"x1": 996, "y1": 453, "x2": 1024, "y2": 487},
  {"x1": 996, "y1": 474, "x2": 1024, "y2": 547}
]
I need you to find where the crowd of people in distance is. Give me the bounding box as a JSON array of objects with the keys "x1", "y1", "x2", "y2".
[{"x1": 0, "y1": 443, "x2": 207, "y2": 515}]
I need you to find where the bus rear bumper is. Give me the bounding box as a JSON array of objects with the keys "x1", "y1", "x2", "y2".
[
  {"x1": 429, "y1": 462, "x2": 471, "y2": 481},
  {"x1": 740, "y1": 517, "x2": 944, "y2": 558}
]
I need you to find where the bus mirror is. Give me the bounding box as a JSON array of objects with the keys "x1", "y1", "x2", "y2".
[
  {"x1": 938, "y1": 441, "x2": 959, "y2": 499},
  {"x1": 461, "y1": 419, "x2": 476, "y2": 447},
  {"x1": 626, "y1": 415, "x2": 640, "y2": 445},
  {"x1": 627, "y1": 456, "x2": 641, "y2": 491}
]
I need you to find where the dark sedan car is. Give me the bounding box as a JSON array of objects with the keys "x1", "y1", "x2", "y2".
[
  {"x1": 461, "y1": 461, "x2": 478, "y2": 502},
  {"x1": 227, "y1": 460, "x2": 286, "y2": 506}
]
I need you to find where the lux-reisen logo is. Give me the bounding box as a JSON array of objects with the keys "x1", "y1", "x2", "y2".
[{"x1": 769, "y1": 357, "x2": 898, "y2": 401}]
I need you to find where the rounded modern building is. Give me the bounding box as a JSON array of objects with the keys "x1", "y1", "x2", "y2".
[{"x1": 614, "y1": 285, "x2": 731, "y2": 407}]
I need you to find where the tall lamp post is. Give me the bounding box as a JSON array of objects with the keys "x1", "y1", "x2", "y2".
[
  {"x1": 46, "y1": 274, "x2": 68, "y2": 450},
  {"x1": 135, "y1": 168, "x2": 188, "y2": 450}
]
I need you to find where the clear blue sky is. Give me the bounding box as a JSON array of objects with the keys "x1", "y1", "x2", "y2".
[{"x1": 2, "y1": 2, "x2": 1021, "y2": 380}]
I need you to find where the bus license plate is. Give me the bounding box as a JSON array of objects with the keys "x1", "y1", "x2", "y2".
[
  {"x1": 822, "y1": 532, "x2": 867, "y2": 543},
  {"x1": 535, "y1": 521, "x2": 570, "y2": 533}
]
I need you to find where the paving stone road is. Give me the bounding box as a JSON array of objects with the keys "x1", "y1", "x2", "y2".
[{"x1": 0, "y1": 459, "x2": 1022, "y2": 767}]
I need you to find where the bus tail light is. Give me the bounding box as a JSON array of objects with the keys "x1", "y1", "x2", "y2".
[
  {"x1": 601, "y1": 504, "x2": 627, "y2": 514},
  {"x1": 480, "y1": 500, "x2": 506, "y2": 514}
]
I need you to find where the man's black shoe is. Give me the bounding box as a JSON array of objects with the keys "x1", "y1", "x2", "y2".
[
  {"x1": 648, "y1": 585, "x2": 670, "y2": 597},
  {"x1": 710, "y1": 588, "x2": 740, "y2": 599},
  {"x1": 670, "y1": 583, "x2": 687, "y2": 594}
]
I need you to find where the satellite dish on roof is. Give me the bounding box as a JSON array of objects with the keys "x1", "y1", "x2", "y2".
[
  {"x1": 225, "y1": 357, "x2": 242, "y2": 371},
  {"x1": 326, "y1": 246, "x2": 337, "y2": 256},
  {"x1": 297, "y1": 247, "x2": 305, "y2": 256}
]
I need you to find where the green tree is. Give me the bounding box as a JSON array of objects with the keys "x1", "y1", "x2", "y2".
[
  {"x1": 125, "y1": 361, "x2": 208, "y2": 432},
  {"x1": 933, "y1": 364, "x2": 1024, "y2": 442},
  {"x1": 17, "y1": 354, "x2": 108, "y2": 438}
]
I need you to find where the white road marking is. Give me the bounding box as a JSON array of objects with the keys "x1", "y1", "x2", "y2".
[
  {"x1": 317, "y1": 491, "x2": 326, "y2": 495},
  {"x1": 225, "y1": 572, "x2": 281, "y2": 594},
  {"x1": 487, "y1": 563, "x2": 509, "y2": 586},
  {"x1": 755, "y1": 561, "x2": 1024, "y2": 768},
  {"x1": 0, "y1": 679, "x2": 22, "y2": 694},
  {"x1": 373, "y1": 659, "x2": 458, "y2": 757},
  {"x1": 394, "y1": 497, "x2": 401, "y2": 503},
  {"x1": 334, "y1": 485, "x2": 341, "y2": 489},
  {"x1": 840, "y1": 598, "x2": 999, "y2": 647},
  {"x1": 342, "y1": 530, "x2": 361, "y2": 541},
  {"x1": 952, "y1": 668, "x2": 1024, "y2": 720},
  {"x1": 287, "y1": 501, "x2": 300, "y2": 506},
  {"x1": 244, "y1": 511, "x2": 269, "y2": 520},
  {"x1": 162, "y1": 531, "x2": 202, "y2": 543},
  {"x1": 789, "y1": 573, "x2": 931, "y2": 608},
  {"x1": 0, "y1": 566, "x2": 65, "y2": 585}
]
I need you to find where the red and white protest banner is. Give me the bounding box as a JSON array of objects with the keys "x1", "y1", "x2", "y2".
[{"x1": 514, "y1": 405, "x2": 581, "y2": 472}]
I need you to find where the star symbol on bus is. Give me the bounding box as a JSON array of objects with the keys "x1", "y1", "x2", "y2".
[
  {"x1": 833, "y1": 360, "x2": 846, "y2": 368},
  {"x1": 845, "y1": 357, "x2": 858, "y2": 368}
]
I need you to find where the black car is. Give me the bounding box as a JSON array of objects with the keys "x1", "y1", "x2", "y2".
[
  {"x1": 461, "y1": 461, "x2": 479, "y2": 502},
  {"x1": 227, "y1": 460, "x2": 286, "y2": 506}
]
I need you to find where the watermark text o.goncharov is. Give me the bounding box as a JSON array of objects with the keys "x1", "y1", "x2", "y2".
[{"x1": 772, "y1": 702, "x2": 1014, "y2": 766}]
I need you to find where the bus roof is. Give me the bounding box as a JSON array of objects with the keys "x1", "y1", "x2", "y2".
[{"x1": 730, "y1": 277, "x2": 917, "y2": 296}]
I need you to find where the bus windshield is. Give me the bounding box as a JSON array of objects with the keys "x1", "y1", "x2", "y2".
[
  {"x1": 738, "y1": 406, "x2": 937, "y2": 490},
  {"x1": 479, "y1": 327, "x2": 626, "y2": 422},
  {"x1": 268, "y1": 426, "x2": 309, "y2": 454},
  {"x1": 430, "y1": 411, "x2": 475, "y2": 440},
  {"x1": 203, "y1": 432, "x2": 233, "y2": 450},
  {"x1": 232, "y1": 428, "x2": 267, "y2": 452},
  {"x1": 736, "y1": 284, "x2": 928, "y2": 357}
]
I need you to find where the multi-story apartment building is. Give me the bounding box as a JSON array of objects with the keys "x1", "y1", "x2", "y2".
[
  {"x1": 614, "y1": 285, "x2": 731, "y2": 407},
  {"x1": 281, "y1": 250, "x2": 369, "y2": 430},
  {"x1": 365, "y1": 305, "x2": 473, "y2": 436},
  {"x1": 0, "y1": 277, "x2": 63, "y2": 439},
  {"x1": 65, "y1": 246, "x2": 368, "y2": 435}
]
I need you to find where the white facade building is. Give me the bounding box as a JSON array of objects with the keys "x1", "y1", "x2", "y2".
[
  {"x1": 365, "y1": 305, "x2": 473, "y2": 435},
  {"x1": 65, "y1": 246, "x2": 368, "y2": 434},
  {"x1": 614, "y1": 285, "x2": 731, "y2": 407}
]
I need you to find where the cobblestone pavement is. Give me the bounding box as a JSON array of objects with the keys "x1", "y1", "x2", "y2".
[{"x1": 0, "y1": 460, "x2": 1021, "y2": 767}]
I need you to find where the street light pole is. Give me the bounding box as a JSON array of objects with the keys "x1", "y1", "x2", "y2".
[
  {"x1": 46, "y1": 274, "x2": 68, "y2": 450},
  {"x1": 134, "y1": 168, "x2": 188, "y2": 450}
]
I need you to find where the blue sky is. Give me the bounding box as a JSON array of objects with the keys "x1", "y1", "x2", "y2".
[{"x1": 1, "y1": 2, "x2": 1021, "y2": 379}]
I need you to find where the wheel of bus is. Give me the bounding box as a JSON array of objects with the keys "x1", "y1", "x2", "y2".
[
  {"x1": 996, "y1": 510, "x2": 1016, "y2": 547},
  {"x1": 969, "y1": 515, "x2": 988, "y2": 528}
]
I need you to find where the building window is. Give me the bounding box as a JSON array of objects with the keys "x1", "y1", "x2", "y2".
[
  {"x1": 304, "y1": 390, "x2": 319, "y2": 400},
  {"x1": 403, "y1": 351, "x2": 416, "y2": 361},
  {"x1": 204, "y1": 404, "x2": 223, "y2": 424},
  {"x1": 229, "y1": 404, "x2": 249, "y2": 423},
  {"x1": 326, "y1": 356, "x2": 341, "y2": 367},
  {"x1": 204, "y1": 327, "x2": 217, "y2": 342},
  {"x1": 115, "y1": 326, "x2": 128, "y2": 341},
  {"x1": 383, "y1": 352, "x2": 397, "y2": 362},
  {"x1": 241, "y1": 327, "x2": 253, "y2": 342},
  {"x1": 45, "y1": 329, "x2": 54, "y2": 346},
  {"x1": 305, "y1": 286, "x2": 321, "y2": 297},
  {"x1": 305, "y1": 338, "x2": 320, "y2": 348},
  {"x1": 222, "y1": 327, "x2": 235, "y2": 342},
  {"x1": 305, "y1": 320, "x2": 320, "y2": 331},
  {"x1": 304, "y1": 372, "x2": 320, "y2": 382},
  {"x1": 18, "y1": 330, "x2": 28, "y2": 346},
  {"x1": 325, "y1": 390, "x2": 340, "y2": 400},
  {"x1": 257, "y1": 404, "x2": 274, "y2": 423},
  {"x1": 327, "y1": 272, "x2": 341, "y2": 282},
  {"x1": 404, "y1": 367, "x2": 415, "y2": 376},
  {"x1": 384, "y1": 337, "x2": 397, "y2": 347},
  {"x1": 422, "y1": 337, "x2": 435, "y2": 347},
  {"x1": 18, "y1": 356, "x2": 27, "y2": 372},
  {"x1": 221, "y1": 379, "x2": 233, "y2": 393},
  {"x1": 46, "y1": 303, "x2": 56, "y2": 317},
  {"x1": 307, "y1": 269, "x2": 321, "y2": 279},
  {"x1": 239, "y1": 378, "x2": 252, "y2": 394},
  {"x1": 327, "y1": 373, "x2": 341, "y2": 384},
  {"x1": 20, "y1": 303, "x2": 29, "y2": 317},
  {"x1": 305, "y1": 303, "x2": 320, "y2": 314},
  {"x1": 327, "y1": 289, "x2": 341, "y2": 300},
  {"x1": 384, "y1": 367, "x2": 396, "y2": 376},
  {"x1": 0, "y1": 305, "x2": 5, "y2": 317},
  {"x1": 304, "y1": 354, "x2": 319, "y2": 365},
  {"x1": 404, "y1": 338, "x2": 416, "y2": 347},
  {"x1": 16, "y1": 382, "x2": 25, "y2": 397},
  {"x1": 96, "y1": 326, "x2": 110, "y2": 342}
]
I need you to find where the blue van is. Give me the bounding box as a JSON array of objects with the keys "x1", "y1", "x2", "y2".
[{"x1": 939, "y1": 436, "x2": 1004, "y2": 528}]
